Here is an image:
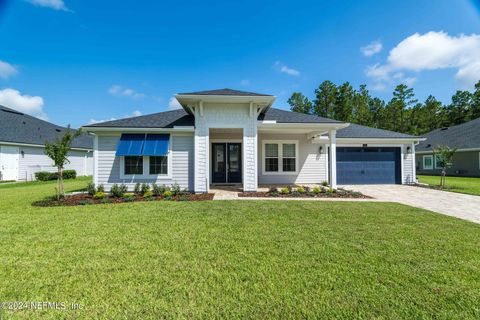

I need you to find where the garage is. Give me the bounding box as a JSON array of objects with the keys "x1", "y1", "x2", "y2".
[{"x1": 336, "y1": 147, "x2": 401, "y2": 184}]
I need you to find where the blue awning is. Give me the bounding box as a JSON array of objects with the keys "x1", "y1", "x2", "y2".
[
  {"x1": 142, "y1": 134, "x2": 170, "y2": 156},
  {"x1": 116, "y1": 134, "x2": 146, "y2": 156},
  {"x1": 116, "y1": 133, "x2": 170, "y2": 156}
]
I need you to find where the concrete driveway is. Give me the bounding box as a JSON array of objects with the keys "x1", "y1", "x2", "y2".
[{"x1": 342, "y1": 184, "x2": 480, "y2": 224}]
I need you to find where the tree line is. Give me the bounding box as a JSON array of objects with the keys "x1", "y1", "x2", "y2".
[{"x1": 287, "y1": 80, "x2": 480, "y2": 135}]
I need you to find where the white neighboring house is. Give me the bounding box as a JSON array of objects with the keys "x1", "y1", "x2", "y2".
[
  {"x1": 0, "y1": 106, "x2": 93, "y2": 181},
  {"x1": 83, "y1": 88, "x2": 424, "y2": 192}
]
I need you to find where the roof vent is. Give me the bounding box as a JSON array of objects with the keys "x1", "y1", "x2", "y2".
[
  {"x1": 426, "y1": 144, "x2": 431, "y2": 148},
  {"x1": 22, "y1": 121, "x2": 26, "y2": 125},
  {"x1": 55, "y1": 129, "x2": 61, "y2": 132},
  {"x1": 441, "y1": 127, "x2": 449, "y2": 131}
]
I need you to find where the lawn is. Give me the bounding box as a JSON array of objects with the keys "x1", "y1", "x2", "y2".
[
  {"x1": 418, "y1": 175, "x2": 480, "y2": 196},
  {"x1": 1, "y1": 179, "x2": 480, "y2": 319}
]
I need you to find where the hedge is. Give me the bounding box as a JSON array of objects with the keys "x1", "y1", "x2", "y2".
[{"x1": 34, "y1": 170, "x2": 77, "y2": 181}]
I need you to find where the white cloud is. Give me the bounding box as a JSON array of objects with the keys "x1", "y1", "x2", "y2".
[
  {"x1": 240, "y1": 79, "x2": 250, "y2": 86},
  {"x1": 366, "y1": 31, "x2": 480, "y2": 90},
  {"x1": 88, "y1": 110, "x2": 143, "y2": 124},
  {"x1": 361, "y1": 40, "x2": 383, "y2": 57},
  {"x1": 274, "y1": 61, "x2": 300, "y2": 76},
  {"x1": 0, "y1": 88, "x2": 46, "y2": 119},
  {"x1": 108, "y1": 85, "x2": 145, "y2": 99},
  {"x1": 0, "y1": 60, "x2": 18, "y2": 79},
  {"x1": 26, "y1": 0, "x2": 70, "y2": 11},
  {"x1": 168, "y1": 97, "x2": 182, "y2": 110}
]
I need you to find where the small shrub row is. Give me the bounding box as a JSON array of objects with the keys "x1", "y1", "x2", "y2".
[
  {"x1": 85, "y1": 182, "x2": 189, "y2": 199},
  {"x1": 35, "y1": 170, "x2": 77, "y2": 181}
]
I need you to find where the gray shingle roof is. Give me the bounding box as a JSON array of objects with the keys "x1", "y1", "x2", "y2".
[
  {"x1": 82, "y1": 106, "x2": 418, "y2": 139},
  {"x1": 337, "y1": 123, "x2": 418, "y2": 139},
  {"x1": 0, "y1": 106, "x2": 92, "y2": 149},
  {"x1": 259, "y1": 108, "x2": 341, "y2": 123},
  {"x1": 417, "y1": 117, "x2": 480, "y2": 151},
  {"x1": 83, "y1": 109, "x2": 194, "y2": 128},
  {"x1": 178, "y1": 88, "x2": 273, "y2": 96}
]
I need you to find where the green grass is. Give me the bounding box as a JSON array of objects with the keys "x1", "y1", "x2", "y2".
[
  {"x1": 1, "y1": 179, "x2": 480, "y2": 319},
  {"x1": 418, "y1": 175, "x2": 480, "y2": 196}
]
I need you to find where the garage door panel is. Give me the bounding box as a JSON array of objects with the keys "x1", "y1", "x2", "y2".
[{"x1": 337, "y1": 147, "x2": 400, "y2": 185}]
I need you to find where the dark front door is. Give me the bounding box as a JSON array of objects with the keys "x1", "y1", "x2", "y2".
[{"x1": 212, "y1": 143, "x2": 242, "y2": 183}]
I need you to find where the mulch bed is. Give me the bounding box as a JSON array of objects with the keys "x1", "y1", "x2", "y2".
[
  {"x1": 32, "y1": 193, "x2": 214, "y2": 207},
  {"x1": 238, "y1": 190, "x2": 371, "y2": 199}
]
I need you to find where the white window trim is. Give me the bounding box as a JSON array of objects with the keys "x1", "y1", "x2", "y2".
[
  {"x1": 262, "y1": 140, "x2": 299, "y2": 175},
  {"x1": 119, "y1": 140, "x2": 173, "y2": 180},
  {"x1": 423, "y1": 155, "x2": 433, "y2": 170}
]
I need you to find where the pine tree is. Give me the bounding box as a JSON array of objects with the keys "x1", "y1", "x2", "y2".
[{"x1": 287, "y1": 92, "x2": 312, "y2": 114}]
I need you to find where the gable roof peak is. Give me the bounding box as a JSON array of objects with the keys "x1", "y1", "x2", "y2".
[{"x1": 177, "y1": 88, "x2": 273, "y2": 97}]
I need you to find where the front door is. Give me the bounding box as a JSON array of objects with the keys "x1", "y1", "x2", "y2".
[
  {"x1": 212, "y1": 143, "x2": 242, "y2": 183},
  {"x1": 0, "y1": 146, "x2": 19, "y2": 181}
]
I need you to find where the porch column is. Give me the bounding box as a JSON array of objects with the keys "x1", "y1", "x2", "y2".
[
  {"x1": 194, "y1": 103, "x2": 209, "y2": 193},
  {"x1": 329, "y1": 130, "x2": 337, "y2": 188},
  {"x1": 243, "y1": 114, "x2": 257, "y2": 192}
]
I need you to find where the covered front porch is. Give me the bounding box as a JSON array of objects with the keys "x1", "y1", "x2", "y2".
[{"x1": 203, "y1": 126, "x2": 341, "y2": 193}]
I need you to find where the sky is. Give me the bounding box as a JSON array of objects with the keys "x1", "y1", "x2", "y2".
[{"x1": 0, "y1": 0, "x2": 480, "y2": 127}]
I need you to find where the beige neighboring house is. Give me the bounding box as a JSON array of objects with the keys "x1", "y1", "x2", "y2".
[
  {"x1": 416, "y1": 117, "x2": 480, "y2": 177},
  {"x1": 0, "y1": 106, "x2": 93, "y2": 181}
]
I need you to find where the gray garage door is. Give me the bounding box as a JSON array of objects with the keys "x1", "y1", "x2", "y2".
[{"x1": 337, "y1": 147, "x2": 401, "y2": 184}]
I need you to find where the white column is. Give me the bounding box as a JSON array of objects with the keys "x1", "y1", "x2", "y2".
[
  {"x1": 243, "y1": 125, "x2": 257, "y2": 192},
  {"x1": 93, "y1": 135, "x2": 98, "y2": 186},
  {"x1": 411, "y1": 142, "x2": 416, "y2": 184},
  {"x1": 329, "y1": 130, "x2": 337, "y2": 188}
]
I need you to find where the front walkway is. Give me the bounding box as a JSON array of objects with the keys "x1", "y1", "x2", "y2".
[{"x1": 342, "y1": 184, "x2": 480, "y2": 224}]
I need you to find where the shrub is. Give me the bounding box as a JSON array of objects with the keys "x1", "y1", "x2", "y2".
[
  {"x1": 101, "y1": 197, "x2": 111, "y2": 204},
  {"x1": 110, "y1": 184, "x2": 124, "y2": 198},
  {"x1": 97, "y1": 184, "x2": 105, "y2": 193},
  {"x1": 141, "y1": 183, "x2": 150, "y2": 194},
  {"x1": 280, "y1": 187, "x2": 290, "y2": 195},
  {"x1": 327, "y1": 187, "x2": 334, "y2": 193},
  {"x1": 268, "y1": 186, "x2": 278, "y2": 193},
  {"x1": 296, "y1": 186, "x2": 305, "y2": 193},
  {"x1": 134, "y1": 183, "x2": 141, "y2": 195},
  {"x1": 163, "y1": 190, "x2": 173, "y2": 199},
  {"x1": 321, "y1": 181, "x2": 329, "y2": 187},
  {"x1": 87, "y1": 183, "x2": 96, "y2": 196},
  {"x1": 63, "y1": 170, "x2": 77, "y2": 179},
  {"x1": 122, "y1": 193, "x2": 135, "y2": 202},
  {"x1": 78, "y1": 200, "x2": 93, "y2": 205},
  {"x1": 171, "y1": 183, "x2": 181, "y2": 196},
  {"x1": 35, "y1": 170, "x2": 77, "y2": 181},
  {"x1": 143, "y1": 190, "x2": 153, "y2": 198},
  {"x1": 312, "y1": 186, "x2": 321, "y2": 194},
  {"x1": 93, "y1": 191, "x2": 106, "y2": 199},
  {"x1": 119, "y1": 184, "x2": 128, "y2": 195},
  {"x1": 152, "y1": 184, "x2": 167, "y2": 196}
]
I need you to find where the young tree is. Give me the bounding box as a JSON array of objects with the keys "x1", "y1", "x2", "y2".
[
  {"x1": 287, "y1": 92, "x2": 312, "y2": 114},
  {"x1": 433, "y1": 145, "x2": 457, "y2": 188},
  {"x1": 44, "y1": 126, "x2": 82, "y2": 199}
]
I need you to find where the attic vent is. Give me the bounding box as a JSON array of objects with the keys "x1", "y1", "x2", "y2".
[
  {"x1": 55, "y1": 129, "x2": 61, "y2": 132},
  {"x1": 441, "y1": 127, "x2": 449, "y2": 131},
  {"x1": 1, "y1": 108, "x2": 24, "y2": 115}
]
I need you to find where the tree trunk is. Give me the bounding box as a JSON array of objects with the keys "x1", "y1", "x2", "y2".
[{"x1": 59, "y1": 167, "x2": 64, "y2": 198}]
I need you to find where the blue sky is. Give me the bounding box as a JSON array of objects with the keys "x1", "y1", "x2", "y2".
[{"x1": 0, "y1": 0, "x2": 479, "y2": 127}]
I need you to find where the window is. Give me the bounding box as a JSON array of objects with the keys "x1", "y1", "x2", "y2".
[
  {"x1": 124, "y1": 156, "x2": 143, "y2": 175},
  {"x1": 265, "y1": 143, "x2": 279, "y2": 172},
  {"x1": 423, "y1": 155, "x2": 433, "y2": 170},
  {"x1": 282, "y1": 143, "x2": 296, "y2": 172},
  {"x1": 149, "y1": 156, "x2": 168, "y2": 175},
  {"x1": 263, "y1": 141, "x2": 298, "y2": 174}
]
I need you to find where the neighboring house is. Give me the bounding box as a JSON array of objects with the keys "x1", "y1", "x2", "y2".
[
  {"x1": 0, "y1": 106, "x2": 93, "y2": 181},
  {"x1": 416, "y1": 117, "x2": 480, "y2": 177},
  {"x1": 83, "y1": 89, "x2": 423, "y2": 192}
]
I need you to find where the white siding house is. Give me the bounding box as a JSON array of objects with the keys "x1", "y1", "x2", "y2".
[
  {"x1": 0, "y1": 106, "x2": 93, "y2": 181},
  {"x1": 84, "y1": 89, "x2": 423, "y2": 192}
]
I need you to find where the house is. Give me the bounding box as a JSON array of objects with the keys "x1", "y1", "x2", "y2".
[
  {"x1": 83, "y1": 89, "x2": 423, "y2": 192},
  {"x1": 416, "y1": 117, "x2": 480, "y2": 177},
  {"x1": 0, "y1": 105, "x2": 93, "y2": 181}
]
